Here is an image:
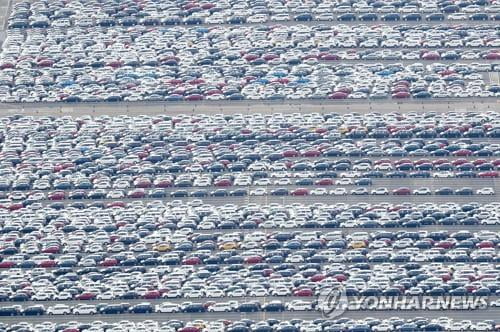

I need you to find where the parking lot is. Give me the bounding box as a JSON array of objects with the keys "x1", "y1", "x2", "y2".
[{"x1": 0, "y1": 110, "x2": 496, "y2": 332}]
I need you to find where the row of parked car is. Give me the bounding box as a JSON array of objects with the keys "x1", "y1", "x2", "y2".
[
  {"x1": 7, "y1": 0, "x2": 500, "y2": 29},
  {"x1": 3, "y1": 294, "x2": 500, "y2": 316},
  {"x1": 0, "y1": 113, "x2": 498, "y2": 192},
  {"x1": 0, "y1": 163, "x2": 498, "y2": 192},
  {"x1": 4, "y1": 185, "x2": 494, "y2": 203},
  {"x1": 1, "y1": 245, "x2": 500, "y2": 301},
  {"x1": 1, "y1": 22, "x2": 499, "y2": 102},
  {"x1": 3, "y1": 316, "x2": 500, "y2": 332},
  {"x1": 0, "y1": 197, "x2": 499, "y2": 300}
]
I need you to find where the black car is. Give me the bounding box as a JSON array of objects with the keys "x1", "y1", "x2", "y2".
[
  {"x1": 469, "y1": 13, "x2": 488, "y2": 20},
  {"x1": 129, "y1": 303, "x2": 153, "y2": 314},
  {"x1": 23, "y1": 305, "x2": 45, "y2": 316},
  {"x1": 338, "y1": 13, "x2": 356, "y2": 21},
  {"x1": 101, "y1": 304, "x2": 128, "y2": 314},
  {"x1": 190, "y1": 190, "x2": 208, "y2": 197},
  {"x1": 403, "y1": 13, "x2": 421, "y2": 21},
  {"x1": 382, "y1": 13, "x2": 400, "y2": 21},
  {"x1": 359, "y1": 13, "x2": 377, "y2": 21},
  {"x1": 238, "y1": 302, "x2": 261, "y2": 312},
  {"x1": 0, "y1": 306, "x2": 21, "y2": 316},
  {"x1": 435, "y1": 188, "x2": 454, "y2": 195},
  {"x1": 263, "y1": 302, "x2": 285, "y2": 312},
  {"x1": 271, "y1": 188, "x2": 289, "y2": 196},
  {"x1": 455, "y1": 187, "x2": 473, "y2": 195},
  {"x1": 182, "y1": 303, "x2": 206, "y2": 313}
]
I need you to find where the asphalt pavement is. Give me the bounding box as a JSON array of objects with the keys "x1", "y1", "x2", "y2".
[
  {"x1": 2, "y1": 308, "x2": 499, "y2": 324},
  {"x1": 0, "y1": 98, "x2": 498, "y2": 117}
]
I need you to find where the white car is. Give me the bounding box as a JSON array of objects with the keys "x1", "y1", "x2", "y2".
[
  {"x1": 73, "y1": 305, "x2": 97, "y2": 315},
  {"x1": 271, "y1": 287, "x2": 291, "y2": 296},
  {"x1": 208, "y1": 302, "x2": 234, "y2": 312},
  {"x1": 477, "y1": 188, "x2": 495, "y2": 195},
  {"x1": 335, "y1": 178, "x2": 353, "y2": 185},
  {"x1": 286, "y1": 300, "x2": 312, "y2": 311},
  {"x1": 472, "y1": 322, "x2": 493, "y2": 331},
  {"x1": 330, "y1": 188, "x2": 347, "y2": 196},
  {"x1": 250, "y1": 188, "x2": 267, "y2": 196},
  {"x1": 274, "y1": 178, "x2": 291, "y2": 185},
  {"x1": 311, "y1": 188, "x2": 328, "y2": 196},
  {"x1": 249, "y1": 288, "x2": 269, "y2": 297},
  {"x1": 163, "y1": 289, "x2": 182, "y2": 298},
  {"x1": 155, "y1": 302, "x2": 179, "y2": 313},
  {"x1": 413, "y1": 187, "x2": 431, "y2": 195},
  {"x1": 433, "y1": 171, "x2": 455, "y2": 178},
  {"x1": 55, "y1": 292, "x2": 72, "y2": 300},
  {"x1": 480, "y1": 218, "x2": 500, "y2": 225},
  {"x1": 204, "y1": 288, "x2": 225, "y2": 298},
  {"x1": 97, "y1": 292, "x2": 114, "y2": 300},
  {"x1": 47, "y1": 304, "x2": 71, "y2": 315},
  {"x1": 375, "y1": 164, "x2": 393, "y2": 171},
  {"x1": 372, "y1": 324, "x2": 394, "y2": 332},
  {"x1": 371, "y1": 188, "x2": 389, "y2": 195}
]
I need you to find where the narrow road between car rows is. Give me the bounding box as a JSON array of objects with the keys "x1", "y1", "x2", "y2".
[{"x1": 0, "y1": 98, "x2": 498, "y2": 116}]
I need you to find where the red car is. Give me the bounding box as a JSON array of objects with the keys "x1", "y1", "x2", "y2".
[
  {"x1": 435, "y1": 241, "x2": 454, "y2": 249},
  {"x1": 392, "y1": 91, "x2": 410, "y2": 99},
  {"x1": 432, "y1": 159, "x2": 449, "y2": 165},
  {"x1": 100, "y1": 258, "x2": 118, "y2": 267},
  {"x1": 315, "y1": 179, "x2": 333, "y2": 186},
  {"x1": 245, "y1": 256, "x2": 263, "y2": 264},
  {"x1": 302, "y1": 149, "x2": 321, "y2": 157},
  {"x1": 282, "y1": 150, "x2": 299, "y2": 157},
  {"x1": 76, "y1": 292, "x2": 96, "y2": 300},
  {"x1": 329, "y1": 92, "x2": 348, "y2": 99},
  {"x1": 320, "y1": 54, "x2": 340, "y2": 60},
  {"x1": 291, "y1": 188, "x2": 309, "y2": 196},
  {"x1": 42, "y1": 246, "x2": 60, "y2": 254},
  {"x1": 107, "y1": 201, "x2": 126, "y2": 208},
  {"x1": 155, "y1": 180, "x2": 172, "y2": 188},
  {"x1": 48, "y1": 191, "x2": 65, "y2": 200},
  {"x1": 472, "y1": 159, "x2": 488, "y2": 166},
  {"x1": 476, "y1": 241, "x2": 495, "y2": 248},
  {"x1": 134, "y1": 179, "x2": 152, "y2": 188},
  {"x1": 39, "y1": 260, "x2": 57, "y2": 268},
  {"x1": 128, "y1": 189, "x2": 145, "y2": 198},
  {"x1": 143, "y1": 290, "x2": 161, "y2": 299},
  {"x1": 179, "y1": 328, "x2": 200, "y2": 332},
  {"x1": 333, "y1": 274, "x2": 347, "y2": 282},
  {"x1": 182, "y1": 257, "x2": 202, "y2": 265},
  {"x1": 452, "y1": 149, "x2": 472, "y2": 156},
  {"x1": 0, "y1": 261, "x2": 15, "y2": 268},
  {"x1": 310, "y1": 274, "x2": 326, "y2": 282},
  {"x1": 184, "y1": 94, "x2": 203, "y2": 101},
  {"x1": 422, "y1": 51, "x2": 440, "y2": 60},
  {"x1": 393, "y1": 187, "x2": 411, "y2": 195},
  {"x1": 413, "y1": 159, "x2": 430, "y2": 165},
  {"x1": 294, "y1": 288, "x2": 314, "y2": 296},
  {"x1": 452, "y1": 159, "x2": 468, "y2": 166},
  {"x1": 214, "y1": 179, "x2": 232, "y2": 187},
  {"x1": 478, "y1": 171, "x2": 498, "y2": 178}
]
